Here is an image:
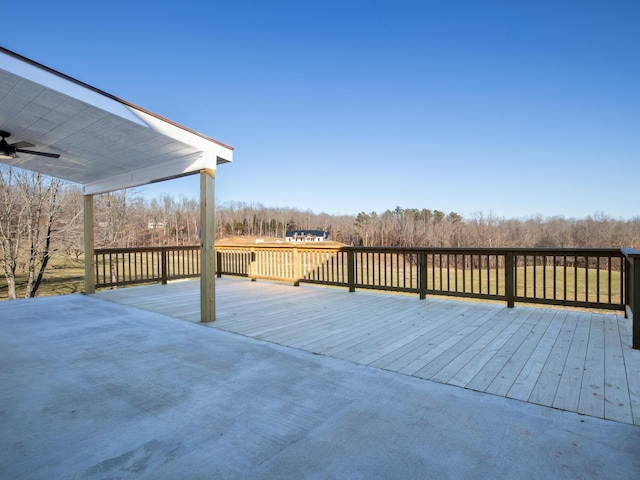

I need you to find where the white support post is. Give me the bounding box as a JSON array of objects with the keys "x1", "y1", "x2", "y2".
[{"x1": 200, "y1": 169, "x2": 216, "y2": 322}]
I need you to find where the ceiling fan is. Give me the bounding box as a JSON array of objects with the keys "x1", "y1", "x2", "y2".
[{"x1": 0, "y1": 131, "x2": 60, "y2": 159}]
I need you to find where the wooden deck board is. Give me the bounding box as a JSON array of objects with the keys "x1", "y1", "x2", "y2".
[
  {"x1": 578, "y1": 314, "x2": 605, "y2": 418},
  {"x1": 506, "y1": 310, "x2": 566, "y2": 402},
  {"x1": 414, "y1": 305, "x2": 509, "y2": 381},
  {"x1": 388, "y1": 304, "x2": 482, "y2": 374},
  {"x1": 428, "y1": 307, "x2": 516, "y2": 384},
  {"x1": 368, "y1": 303, "x2": 477, "y2": 370},
  {"x1": 485, "y1": 309, "x2": 556, "y2": 397},
  {"x1": 463, "y1": 308, "x2": 539, "y2": 393},
  {"x1": 447, "y1": 310, "x2": 531, "y2": 388},
  {"x1": 552, "y1": 311, "x2": 591, "y2": 412},
  {"x1": 347, "y1": 303, "x2": 452, "y2": 365},
  {"x1": 528, "y1": 311, "x2": 578, "y2": 407},
  {"x1": 619, "y1": 317, "x2": 640, "y2": 425},
  {"x1": 94, "y1": 277, "x2": 640, "y2": 426},
  {"x1": 267, "y1": 296, "x2": 394, "y2": 349},
  {"x1": 319, "y1": 302, "x2": 432, "y2": 359},
  {"x1": 602, "y1": 317, "x2": 633, "y2": 423}
]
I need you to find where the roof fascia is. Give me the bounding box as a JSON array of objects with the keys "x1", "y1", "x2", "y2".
[{"x1": 82, "y1": 151, "x2": 223, "y2": 195}]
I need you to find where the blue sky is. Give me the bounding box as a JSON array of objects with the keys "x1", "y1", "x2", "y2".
[{"x1": 4, "y1": 0, "x2": 639, "y2": 219}]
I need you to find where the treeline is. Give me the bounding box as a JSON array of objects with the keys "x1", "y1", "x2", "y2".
[
  {"x1": 2, "y1": 165, "x2": 640, "y2": 298},
  {"x1": 217, "y1": 203, "x2": 640, "y2": 249},
  {"x1": 350, "y1": 208, "x2": 640, "y2": 249}
]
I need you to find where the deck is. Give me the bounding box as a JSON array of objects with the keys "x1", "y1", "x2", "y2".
[{"x1": 94, "y1": 276, "x2": 640, "y2": 426}]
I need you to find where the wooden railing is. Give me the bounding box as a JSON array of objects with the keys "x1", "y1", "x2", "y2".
[
  {"x1": 94, "y1": 244, "x2": 640, "y2": 349},
  {"x1": 95, "y1": 246, "x2": 200, "y2": 288},
  {"x1": 215, "y1": 245, "x2": 627, "y2": 310}
]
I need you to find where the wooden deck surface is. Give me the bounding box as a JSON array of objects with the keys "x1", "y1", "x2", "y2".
[{"x1": 94, "y1": 277, "x2": 640, "y2": 426}]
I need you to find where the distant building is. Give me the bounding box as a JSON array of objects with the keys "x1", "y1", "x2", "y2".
[
  {"x1": 285, "y1": 230, "x2": 330, "y2": 242},
  {"x1": 147, "y1": 220, "x2": 165, "y2": 229}
]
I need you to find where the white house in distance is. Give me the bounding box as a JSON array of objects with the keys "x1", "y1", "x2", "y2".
[{"x1": 285, "y1": 230, "x2": 330, "y2": 242}]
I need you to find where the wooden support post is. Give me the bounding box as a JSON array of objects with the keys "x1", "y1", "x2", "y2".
[
  {"x1": 200, "y1": 169, "x2": 216, "y2": 322},
  {"x1": 83, "y1": 194, "x2": 95, "y2": 294},
  {"x1": 505, "y1": 251, "x2": 515, "y2": 308}
]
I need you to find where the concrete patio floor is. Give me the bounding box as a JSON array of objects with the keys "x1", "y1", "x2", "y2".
[{"x1": 1, "y1": 292, "x2": 639, "y2": 479}]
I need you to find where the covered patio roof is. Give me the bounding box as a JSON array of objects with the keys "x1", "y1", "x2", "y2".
[
  {"x1": 0, "y1": 46, "x2": 232, "y2": 321},
  {"x1": 0, "y1": 46, "x2": 233, "y2": 194}
]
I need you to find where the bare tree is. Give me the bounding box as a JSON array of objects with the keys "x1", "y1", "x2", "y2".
[
  {"x1": 0, "y1": 166, "x2": 67, "y2": 299},
  {"x1": 0, "y1": 166, "x2": 25, "y2": 298}
]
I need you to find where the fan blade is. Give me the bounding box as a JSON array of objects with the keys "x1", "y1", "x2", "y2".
[
  {"x1": 11, "y1": 141, "x2": 35, "y2": 149},
  {"x1": 15, "y1": 148, "x2": 61, "y2": 159}
]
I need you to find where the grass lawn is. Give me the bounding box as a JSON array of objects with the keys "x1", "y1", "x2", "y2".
[{"x1": 0, "y1": 256, "x2": 85, "y2": 300}]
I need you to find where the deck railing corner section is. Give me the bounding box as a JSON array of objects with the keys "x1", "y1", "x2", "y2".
[{"x1": 621, "y1": 247, "x2": 640, "y2": 349}]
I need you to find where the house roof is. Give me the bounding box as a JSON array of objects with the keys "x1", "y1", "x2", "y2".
[
  {"x1": 285, "y1": 230, "x2": 328, "y2": 237},
  {"x1": 0, "y1": 47, "x2": 233, "y2": 194}
]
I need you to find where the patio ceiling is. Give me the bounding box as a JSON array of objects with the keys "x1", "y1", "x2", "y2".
[{"x1": 0, "y1": 47, "x2": 233, "y2": 194}]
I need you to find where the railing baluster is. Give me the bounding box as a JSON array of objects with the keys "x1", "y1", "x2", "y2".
[
  {"x1": 542, "y1": 255, "x2": 547, "y2": 300},
  {"x1": 478, "y1": 255, "x2": 482, "y2": 294},
  {"x1": 485, "y1": 254, "x2": 489, "y2": 295},
  {"x1": 453, "y1": 254, "x2": 458, "y2": 292},
  {"x1": 513, "y1": 254, "x2": 518, "y2": 300},
  {"x1": 562, "y1": 255, "x2": 567, "y2": 300},
  {"x1": 575, "y1": 255, "x2": 579, "y2": 302},
  {"x1": 462, "y1": 254, "x2": 466, "y2": 293},
  {"x1": 430, "y1": 253, "x2": 434, "y2": 291},
  {"x1": 532, "y1": 255, "x2": 536, "y2": 299},
  {"x1": 597, "y1": 256, "x2": 601, "y2": 304}
]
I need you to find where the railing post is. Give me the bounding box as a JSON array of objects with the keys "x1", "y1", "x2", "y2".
[
  {"x1": 293, "y1": 248, "x2": 301, "y2": 286},
  {"x1": 621, "y1": 248, "x2": 640, "y2": 350},
  {"x1": 249, "y1": 249, "x2": 257, "y2": 282},
  {"x1": 161, "y1": 248, "x2": 168, "y2": 285},
  {"x1": 347, "y1": 249, "x2": 355, "y2": 292},
  {"x1": 419, "y1": 251, "x2": 427, "y2": 300},
  {"x1": 216, "y1": 251, "x2": 222, "y2": 278},
  {"x1": 632, "y1": 255, "x2": 640, "y2": 349},
  {"x1": 505, "y1": 251, "x2": 515, "y2": 308},
  {"x1": 623, "y1": 256, "x2": 631, "y2": 319}
]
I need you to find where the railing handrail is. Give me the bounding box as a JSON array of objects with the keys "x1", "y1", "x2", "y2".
[
  {"x1": 216, "y1": 244, "x2": 623, "y2": 254},
  {"x1": 621, "y1": 247, "x2": 640, "y2": 258},
  {"x1": 95, "y1": 245, "x2": 199, "y2": 254}
]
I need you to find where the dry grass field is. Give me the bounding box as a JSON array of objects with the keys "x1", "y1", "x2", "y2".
[{"x1": 0, "y1": 257, "x2": 85, "y2": 299}]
